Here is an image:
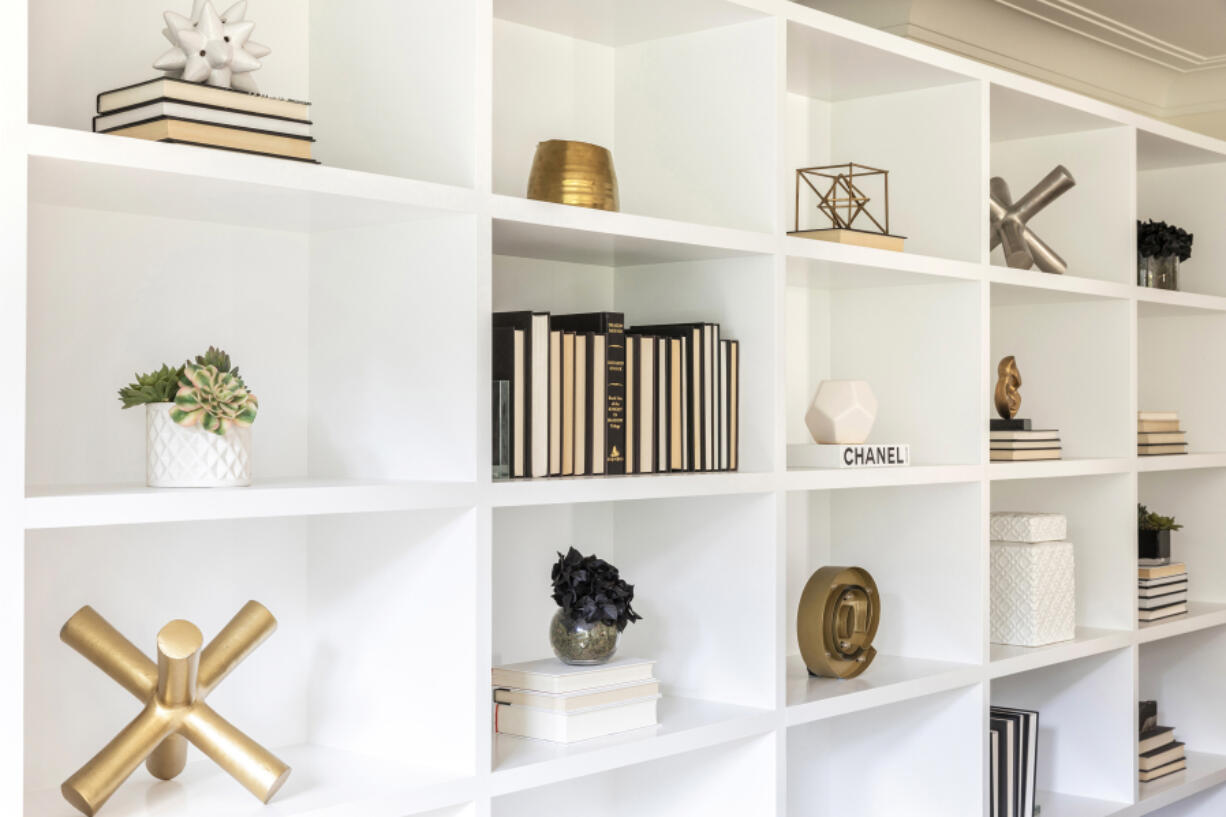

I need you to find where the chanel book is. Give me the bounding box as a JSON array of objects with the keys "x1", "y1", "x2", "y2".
[{"x1": 788, "y1": 443, "x2": 910, "y2": 469}]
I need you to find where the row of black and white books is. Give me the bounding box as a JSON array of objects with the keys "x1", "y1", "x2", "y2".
[
  {"x1": 492, "y1": 311, "x2": 739, "y2": 479},
  {"x1": 1140, "y1": 700, "x2": 1186, "y2": 782},
  {"x1": 990, "y1": 428, "x2": 1062, "y2": 462},
  {"x1": 491, "y1": 657, "x2": 659, "y2": 743},
  {"x1": 990, "y1": 706, "x2": 1038, "y2": 817},
  {"x1": 1139, "y1": 562, "x2": 1188, "y2": 621}
]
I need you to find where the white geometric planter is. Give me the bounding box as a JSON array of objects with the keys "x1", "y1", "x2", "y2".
[
  {"x1": 145, "y1": 402, "x2": 252, "y2": 488},
  {"x1": 804, "y1": 380, "x2": 878, "y2": 445}
]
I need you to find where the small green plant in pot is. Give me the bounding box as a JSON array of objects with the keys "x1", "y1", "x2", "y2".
[
  {"x1": 1138, "y1": 503, "x2": 1182, "y2": 564},
  {"x1": 119, "y1": 347, "x2": 259, "y2": 488},
  {"x1": 549, "y1": 547, "x2": 642, "y2": 665}
]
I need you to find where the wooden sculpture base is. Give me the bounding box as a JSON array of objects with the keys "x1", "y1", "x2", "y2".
[{"x1": 788, "y1": 228, "x2": 905, "y2": 252}]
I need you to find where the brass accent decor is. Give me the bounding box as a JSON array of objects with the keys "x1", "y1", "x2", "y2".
[
  {"x1": 527, "y1": 140, "x2": 619, "y2": 211},
  {"x1": 789, "y1": 163, "x2": 905, "y2": 250},
  {"x1": 797, "y1": 566, "x2": 880, "y2": 679},
  {"x1": 59, "y1": 602, "x2": 290, "y2": 816},
  {"x1": 994, "y1": 355, "x2": 1023, "y2": 421}
]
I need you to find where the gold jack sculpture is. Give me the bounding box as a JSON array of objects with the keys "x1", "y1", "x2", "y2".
[{"x1": 59, "y1": 601, "x2": 291, "y2": 816}]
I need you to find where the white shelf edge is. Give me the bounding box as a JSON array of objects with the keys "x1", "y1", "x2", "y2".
[
  {"x1": 489, "y1": 702, "x2": 777, "y2": 797},
  {"x1": 1037, "y1": 789, "x2": 1131, "y2": 817},
  {"x1": 24, "y1": 480, "x2": 477, "y2": 529},
  {"x1": 1136, "y1": 287, "x2": 1226, "y2": 316},
  {"x1": 1120, "y1": 751, "x2": 1226, "y2": 817},
  {"x1": 489, "y1": 471, "x2": 775, "y2": 508},
  {"x1": 1137, "y1": 602, "x2": 1226, "y2": 645},
  {"x1": 987, "y1": 266, "x2": 1135, "y2": 302},
  {"x1": 987, "y1": 629, "x2": 1134, "y2": 679},
  {"x1": 783, "y1": 464, "x2": 983, "y2": 492},
  {"x1": 989, "y1": 457, "x2": 1136, "y2": 481},
  {"x1": 27, "y1": 124, "x2": 480, "y2": 214},
  {"x1": 783, "y1": 235, "x2": 983, "y2": 282},
  {"x1": 1137, "y1": 453, "x2": 1226, "y2": 473}
]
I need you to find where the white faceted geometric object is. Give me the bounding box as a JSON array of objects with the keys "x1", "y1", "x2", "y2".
[
  {"x1": 805, "y1": 380, "x2": 878, "y2": 445},
  {"x1": 146, "y1": 402, "x2": 252, "y2": 488},
  {"x1": 990, "y1": 539, "x2": 1076, "y2": 647}
]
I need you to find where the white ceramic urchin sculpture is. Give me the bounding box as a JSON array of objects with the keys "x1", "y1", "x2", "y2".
[
  {"x1": 805, "y1": 380, "x2": 878, "y2": 445},
  {"x1": 154, "y1": 0, "x2": 271, "y2": 92}
]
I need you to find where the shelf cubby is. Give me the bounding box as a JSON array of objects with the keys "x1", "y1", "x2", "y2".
[
  {"x1": 1138, "y1": 312, "x2": 1226, "y2": 456},
  {"x1": 787, "y1": 685, "x2": 984, "y2": 816},
  {"x1": 25, "y1": 201, "x2": 480, "y2": 490},
  {"x1": 991, "y1": 650, "x2": 1137, "y2": 811},
  {"x1": 785, "y1": 21, "x2": 983, "y2": 262},
  {"x1": 990, "y1": 292, "x2": 1133, "y2": 461},
  {"x1": 23, "y1": 510, "x2": 480, "y2": 817},
  {"x1": 1137, "y1": 132, "x2": 1226, "y2": 299},
  {"x1": 990, "y1": 85, "x2": 1135, "y2": 285},
  {"x1": 492, "y1": 1, "x2": 774, "y2": 231},
  {"x1": 991, "y1": 473, "x2": 1136, "y2": 633},
  {"x1": 493, "y1": 734, "x2": 777, "y2": 814},
  {"x1": 1138, "y1": 469, "x2": 1226, "y2": 610},
  {"x1": 785, "y1": 259, "x2": 982, "y2": 467},
  {"x1": 786, "y1": 483, "x2": 984, "y2": 667}
]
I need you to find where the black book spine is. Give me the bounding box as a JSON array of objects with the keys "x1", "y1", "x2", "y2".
[
  {"x1": 492, "y1": 312, "x2": 535, "y2": 477},
  {"x1": 605, "y1": 318, "x2": 627, "y2": 475},
  {"x1": 491, "y1": 326, "x2": 515, "y2": 477}
]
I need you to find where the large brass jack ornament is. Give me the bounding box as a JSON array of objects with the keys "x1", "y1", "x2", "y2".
[
  {"x1": 797, "y1": 566, "x2": 881, "y2": 679},
  {"x1": 59, "y1": 601, "x2": 290, "y2": 816}
]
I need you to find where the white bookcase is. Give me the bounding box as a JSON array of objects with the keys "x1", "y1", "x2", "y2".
[{"x1": 6, "y1": 0, "x2": 1226, "y2": 815}]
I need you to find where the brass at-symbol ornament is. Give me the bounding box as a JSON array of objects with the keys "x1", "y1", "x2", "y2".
[{"x1": 797, "y1": 566, "x2": 880, "y2": 679}]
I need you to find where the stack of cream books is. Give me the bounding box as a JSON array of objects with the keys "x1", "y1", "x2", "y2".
[
  {"x1": 492, "y1": 657, "x2": 660, "y2": 743},
  {"x1": 1138, "y1": 411, "x2": 1188, "y2": 456}
]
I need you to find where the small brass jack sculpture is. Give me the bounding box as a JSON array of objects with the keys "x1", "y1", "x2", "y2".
[{"x1": 59, "y1": 601, "x2": 290, "y2": 816}]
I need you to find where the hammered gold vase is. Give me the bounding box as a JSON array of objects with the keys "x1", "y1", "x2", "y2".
[{"x1": 526, "y1": 140, "x2": 619, "y2": 211}]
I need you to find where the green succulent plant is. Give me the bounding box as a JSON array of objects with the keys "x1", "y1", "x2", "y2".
[
  {"x1": 1138, "y1": 503, "x2": 1182, "y2": 532},
  {"x1": 195, "y1": 345, "x2": 238, "y2": 376},
  {"x1": 118, "y1": 364, "x2": 183, "y2": 408},
  {"x1": 170, "y1": 361, "x2": 259, "y2": 435}
]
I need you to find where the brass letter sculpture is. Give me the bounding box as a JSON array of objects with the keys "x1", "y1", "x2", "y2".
[
  {"x1": 989, "y1": 165, "x2": 1076, "y2": 274},
  {"x1": 59, "y1": 602, "x2": 290, "y2": 816},
  {"x1": 994, "y1": 355, "x2": 1023, "y2": 421},
  {"x1": 797, "y1": 566, "x2": 880, "y2": 679}
]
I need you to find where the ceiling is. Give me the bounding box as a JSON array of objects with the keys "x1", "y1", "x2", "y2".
[{"x1": 996, "y1": 0, "x2": 1226, "y2": 71}]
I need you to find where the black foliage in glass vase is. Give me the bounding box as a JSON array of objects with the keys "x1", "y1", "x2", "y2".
[
  {"x1": 1138, "y1": 219, "x2": 1194, "y2": 262},
  {"x1": 550, "y1": 547, "x2": 643, "y2": 631}
]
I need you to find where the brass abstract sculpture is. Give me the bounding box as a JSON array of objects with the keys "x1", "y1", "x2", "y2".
[
  {"x1": 790, "y1": 163, "x2": 904, "y2": 251},
  {"x1": 797, "y1": 566, "x2": 880, "y2": 679},
  {"x1": 994, "y1": 355, "x2": 1023, "y2": 421},
  {"x1": 527, "y1": 140, "x2": 619, "y2": 211},
  {"x1": 59, "y1": 602, "x2": 290, "y2": 816},
  {"x1": 989, "y1": 165, "x2": 1076, "y2": 274}
]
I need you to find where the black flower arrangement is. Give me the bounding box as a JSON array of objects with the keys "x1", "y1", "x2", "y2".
[
  {"x1": 551, "y1": 547, "x2": 642, "y2": 631},
  {"x1": 1138, "y1": 220, "x2": 1194, "y2": 262}
]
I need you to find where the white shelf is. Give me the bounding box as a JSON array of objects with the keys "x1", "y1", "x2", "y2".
[
  {"x1": 988, "y1": 268, "x2": 1134, "y2": 305},
  {"x1": 24, "y1": 480, "x2": 476, "y2": 529},
  {"x1": 1137, "y1": 287, "x2": 1226, "y2": 317},
  {"x1": 27, "y1": 125, "x2": 477, "y2": 234},
  {"x1": 784, "y1": 653, "x2": 980, "y2": 726},
  {"x1": 1137, "y1": 453, "x2": 1226, "y2": 473},
  {"x1": 23, "y1": 744, "x2": 474, "y2": 817},
  {"x1": 989, "y1": 628, "x2": 1134, "y2": 679},
  {"x1": 1130, "y1": 751, "x2": 1226, "y2": 817},
  {"x1": 490, "y1": 696, "x2": 775, "y2": 796},
  {"x1": 1036, "y1": 790, "x2": 1130, "y2": 817},
  {"x1": 490, "y1": 471, "x2": 774, "y2": 507},
  {"x1": 783, "y1": 464, "x2": 982, "y2": 492},
  {"x1": 989, "y1": 458, "x2": 1136, "y2": 481},
  {"x1": 783, "y1": 235, "x2": 982, "y2": 287},
  {"x1": 1137, "y1": 602, "x2": 1226, "y2": 645}
]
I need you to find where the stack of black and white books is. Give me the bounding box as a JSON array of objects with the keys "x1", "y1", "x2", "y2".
[
  {"x1": 990, "y1": 706, "x2": 1039, "y2": 817},
  {"x1": 990, "y1": 428, "x2": 1062, "y2": 462},
  {"x1": 1139, "y1": 700, "x2": 1186, "y2": 783},
  {"x1": 492, "y1": 311, "x2": 739, "y2": 479},
  {"x1": 491, "y1": 657, "x2": 660, "y2": 743},
  {"x1": 1138, "y1": 562, "x2": 1188, "y2": 621}
]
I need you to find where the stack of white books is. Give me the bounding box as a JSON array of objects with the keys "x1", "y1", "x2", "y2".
[{"x1": 491, "y1": 657, "x2": 660, "y2": 743}]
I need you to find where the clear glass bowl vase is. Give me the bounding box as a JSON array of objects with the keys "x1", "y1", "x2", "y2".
[{"x1": 549, "y1": 610, "x2": 621, "y2": 665}]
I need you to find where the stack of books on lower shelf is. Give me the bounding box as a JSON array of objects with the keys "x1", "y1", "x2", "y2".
[
  {"x1": 1140, "y1": 700, "x2": 1187, "y2": 782},
  {"x1": 491, "y1": 657, "x2": 660, "y2": 743},
  {"x1": 1138, "y1": 411, "x2": 1187, "y2": 456},
  {"x1": 990, "y1": 428, "x2": 1062, "y2": 461},
  {"x1": 990, "y1": 706, "x2": 1039, "y2": 817},
  {"x1": 1139, "y1": 562, "x2": 1188, "y2": 621},
  {"x1": 94, "y1": 78, "x2": 316, "y2": 162},
  {"x1": 492, "y1": 311, "x2": 739, "y2": 479}
]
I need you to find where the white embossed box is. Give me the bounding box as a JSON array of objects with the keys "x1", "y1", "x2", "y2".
[
  {"x1": 990, "y1": 539, "x2": 1076, "y2": 647},
  {"x1": 990, "y1": 511, "x2": 1067, "y2": 543}
]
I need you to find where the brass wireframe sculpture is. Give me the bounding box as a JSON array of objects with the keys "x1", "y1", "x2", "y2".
[
  {"x1": 793, "y1": 163, "x2": 891, "y2": 235},
  {"x1": 59, "y1": 602, "x2": 290, "y2": 816}
]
